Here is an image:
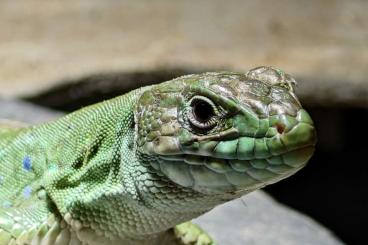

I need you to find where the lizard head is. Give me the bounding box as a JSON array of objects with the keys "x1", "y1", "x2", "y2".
[{"x1": 135, "y1": 66, "x2": 316, "y2": 195}]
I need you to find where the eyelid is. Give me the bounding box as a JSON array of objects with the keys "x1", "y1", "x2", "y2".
[{"x1": 185, "y1": 85, "x2": 240, "y2": 114}]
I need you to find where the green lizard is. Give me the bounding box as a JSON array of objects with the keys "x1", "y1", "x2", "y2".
[{"x1": 0, "y1": 66, "x2": 316, "y2": 245}]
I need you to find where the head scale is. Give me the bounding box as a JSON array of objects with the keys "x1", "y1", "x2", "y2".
[{"x1": 134, "y1": 66, "x2": 316, "y2": 195}]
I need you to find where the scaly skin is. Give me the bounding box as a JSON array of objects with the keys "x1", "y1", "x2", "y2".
[{"x1": 0, "y1": 67, "x2": 316, "y2": 245}]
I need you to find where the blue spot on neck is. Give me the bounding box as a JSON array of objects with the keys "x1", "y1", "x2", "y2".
[
  {"x1": 23, "y1": 186, "x2": 33, "y2": 199},
  {"x1": 23, "y1": 156, "x2": 32, "y2": 171}
]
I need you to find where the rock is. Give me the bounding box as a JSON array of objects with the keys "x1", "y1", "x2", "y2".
[
  {"x1": 0, "y1": 98, "x2": 63, "y2": 124},
  {"x1": 194, "y1": 191, "x2": 343, "y2": 245},
  {"x1": 0, "y1": 98, "x2": 343, "y2": 244},
  {"x1": 0, "y1": 0, "x2": 367, "y2": 107}
]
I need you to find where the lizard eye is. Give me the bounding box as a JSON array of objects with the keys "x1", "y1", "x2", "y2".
[{"x1": 188, "y1": 96, "x2": 218, "y2": 130}]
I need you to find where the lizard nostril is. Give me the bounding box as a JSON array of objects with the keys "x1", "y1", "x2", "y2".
[{"x1": 276, "y1": 123, "x2": 286, "y2": 134}]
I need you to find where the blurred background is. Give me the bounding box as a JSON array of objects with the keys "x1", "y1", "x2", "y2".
[{"x1": 0, "y1": 0, "x2": 367, "y2": 244}]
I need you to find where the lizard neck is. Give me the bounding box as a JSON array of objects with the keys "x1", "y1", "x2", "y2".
[
  {"x1": 36, "y1": 88, "x2": 144, "y2": 210},
  {"x1": 57, "y1": 130, "x2": 228, "y2": 243}
]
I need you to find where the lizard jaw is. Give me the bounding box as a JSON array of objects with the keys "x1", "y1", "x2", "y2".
[{"x1": 153, "y1": 145, "x2": 314, "y2": 194}]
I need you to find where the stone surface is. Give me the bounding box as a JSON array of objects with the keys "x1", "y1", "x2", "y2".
[
  {"x1": 0, "y1": 98, "x2": 343, "y2": 245},
  {"x1": 194, "y1": 191, "x2": 343, "y2": 245},
  {"x1": 0, "y1": 0, "x2": 367, "y2": 107},
  {"x1": 0, "y1": 98, "x2": 63, "y2": 124}
]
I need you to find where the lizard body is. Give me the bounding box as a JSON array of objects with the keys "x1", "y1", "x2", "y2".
[{"x1": 0, "y1": 67, "x2": 316, "y2": 245}]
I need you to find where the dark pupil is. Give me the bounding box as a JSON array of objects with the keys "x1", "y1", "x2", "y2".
[{"x1": 193, "y1": 100, "x2": 214, "y2": 123}]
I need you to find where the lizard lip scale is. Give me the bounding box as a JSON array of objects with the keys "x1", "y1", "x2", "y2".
[{"x1": 0, "y1": 66, "x2": 316, "y2": 245}]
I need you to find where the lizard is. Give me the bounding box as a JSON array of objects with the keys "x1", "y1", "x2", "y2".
[{"x1": 0, "y1": 66, "x2": 317, "y2": 245}]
